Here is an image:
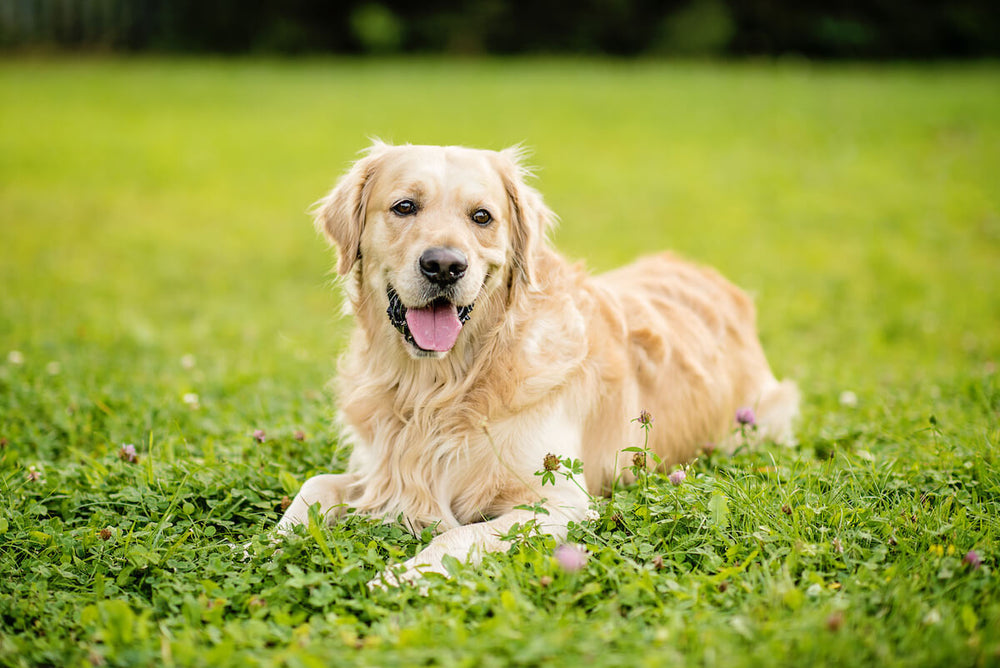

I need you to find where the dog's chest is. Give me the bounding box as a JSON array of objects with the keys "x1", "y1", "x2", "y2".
[{"x1": 348, "y1": 415, "x2": 505, "y2": 530}]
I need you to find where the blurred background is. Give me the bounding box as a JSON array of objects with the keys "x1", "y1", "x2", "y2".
[{"x1": 3, "y1": 0, "x2": 999, "y2": 58}]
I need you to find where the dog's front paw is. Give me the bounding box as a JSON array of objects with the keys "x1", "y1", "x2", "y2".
[
  {"x1": 232, "y1": 531, "x2": 287, "y2": 563},
  {"x1": 367, "y1": 553, "x2": 450, "y2": 592},
  {"x1": 226, "y1": 540, "x2": 253, "y2": 561}
]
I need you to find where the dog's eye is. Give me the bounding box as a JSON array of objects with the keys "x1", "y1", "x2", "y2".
[
  {"x1": 471, "y1": 209, "x2": 492, "y2": 226},
  {"x1": 391, "y1": 200, "x2": 417, "y2": 217}
]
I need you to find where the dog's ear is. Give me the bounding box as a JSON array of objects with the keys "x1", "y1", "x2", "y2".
[
  {"x1": 313, "y1": 142, "x2": 389, "y2": 276},
  {"x1": 496, "y1": 146, "x2": 557, "y2": 286}
]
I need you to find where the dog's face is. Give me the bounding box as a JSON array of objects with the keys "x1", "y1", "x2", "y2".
[{"x1": 315, "y1": 143, "x2": 552, "y2": 359}]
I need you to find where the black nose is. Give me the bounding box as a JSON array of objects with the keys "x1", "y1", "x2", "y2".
[{"x1": 419, "y1": 247, "x2": 468, "y2": 285}]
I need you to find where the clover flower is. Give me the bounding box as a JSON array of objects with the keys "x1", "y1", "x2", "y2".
[
  {"x1": 118, "y1": 444, "x2": 138, "y2": 464},
  {"x1": 253, "y1": 429, "x2": 266, "y2": 443},
  {"x1": 632, "y1": 451, "x2": 646, "y2": 470},
  {"x1": 27, "y1": 465, "x2": 42, "y2": 482},
  {"x1": 637, "y1": 409, "x2": 653, "y2": 427},
  {"x1": 543, "y1": 453, "x2": 561, "y2": 472},
  {"x1": 735, "y1": 407, "x2": 756, "y2": 427},
  {"x1": 554, "y1": 543, "x2": 589, "y2": 572},
  {"x1": 668, "y1": 470, "x2": 686, "y2": 486},
  {"x1": 964, "y1": 550, "x2": 982, "y2": 570},
  {"x1": 182, "y1": 393, "x2": 200, "y2": 409},
  {"x1": 7, "y1": 351, "x2": 24, "y2": 365},
  {"x1": 293, "y1": 430, "x2": 306, "y2": 441}
]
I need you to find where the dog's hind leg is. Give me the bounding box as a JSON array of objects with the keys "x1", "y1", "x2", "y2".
[
  {"x1": 719, "y1": 376, "x2": 800, "y2": 452},
  {"x1": 754, "y1": 377, "x2": 800, "y2": 446}
]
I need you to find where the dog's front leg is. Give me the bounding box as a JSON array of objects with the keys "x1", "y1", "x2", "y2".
[
  {"x1": 372, "y1": 406, "x2": 592, "y2": 587},
  {"x1": 276, "y1": 473, "x2": 357, "y2": 533},
  {"x1": 376, "y1": 485, "x2": 589, "y2": 587}
]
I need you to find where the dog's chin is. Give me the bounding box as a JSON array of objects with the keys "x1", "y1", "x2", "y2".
[
  {"x1": 386, "y1": 285, "x2": 474, "y2": 358},
  {"x1": 408, "y1": 346, "x2": 448, "y2": 360}
]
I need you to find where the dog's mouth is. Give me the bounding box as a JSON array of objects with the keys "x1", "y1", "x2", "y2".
[{"x1": 386, "y1": 285, "x2": 474, "y2": 353}]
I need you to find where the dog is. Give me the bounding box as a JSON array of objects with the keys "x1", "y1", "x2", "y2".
[{"x1": 277, "y1": 142, "x2": 799, "y2": 584}]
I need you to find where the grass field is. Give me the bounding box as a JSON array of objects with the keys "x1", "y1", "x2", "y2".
[{"x1": 1, "y1": 57, "x2": 998, "y2": 667}]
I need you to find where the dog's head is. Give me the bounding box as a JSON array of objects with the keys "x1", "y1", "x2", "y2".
[{"x1": 314, "y1": 142, "x2": 555, "y2": 359}]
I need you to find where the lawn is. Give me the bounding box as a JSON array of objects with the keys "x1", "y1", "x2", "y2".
[{"x1": 0, "y1": 57, "x2": 998, "y2": 667}]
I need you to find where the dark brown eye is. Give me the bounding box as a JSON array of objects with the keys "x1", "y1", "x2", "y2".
[
  {"x1": 391, "y1": 200, "x2": 417, "y2": 216},
  {"x1": 471, "y1": 209, "x2": 492, "y2": 226}
]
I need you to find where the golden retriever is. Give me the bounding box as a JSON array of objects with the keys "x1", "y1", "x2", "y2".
[{"x1": 277, "y1": 142, "x2": 798, "y2": 584}]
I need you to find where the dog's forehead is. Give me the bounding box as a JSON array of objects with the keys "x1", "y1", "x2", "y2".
[{"x1": 374, "y1": 146, "x2": 506, "y2": 201}]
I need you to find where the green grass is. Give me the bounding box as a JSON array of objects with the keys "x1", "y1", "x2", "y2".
[{"x1": 1, "y1": 57, "x2": 998, "y2": 667}]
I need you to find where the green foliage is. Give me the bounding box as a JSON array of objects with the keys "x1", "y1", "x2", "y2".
[
  {"x1": 1, "y1": 58, "x2": 998, "y2": 666},
  {"x1": 653, "y1": 0, "x2": 736, "y2": 55},
  {"x1": 349, "y1": 4, "x2": 404, "y2": 54}
]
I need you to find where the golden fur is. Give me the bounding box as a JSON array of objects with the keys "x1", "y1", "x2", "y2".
[{"x1": 278, "y1": 142, "x2": 799, "y2": 583}]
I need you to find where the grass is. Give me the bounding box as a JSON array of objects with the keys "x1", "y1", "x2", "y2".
[{"x1": 1, "y1": 57, "x2": 998, "y2": 666}]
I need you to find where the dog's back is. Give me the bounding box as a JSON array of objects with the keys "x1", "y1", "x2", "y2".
[{"x1": 581, "y1": 252, "x2": 798, "y2": 489}]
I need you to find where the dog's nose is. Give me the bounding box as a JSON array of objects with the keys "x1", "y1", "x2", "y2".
[{"x1": 419, "y1": 247, "x2": 468, "y2": 285}]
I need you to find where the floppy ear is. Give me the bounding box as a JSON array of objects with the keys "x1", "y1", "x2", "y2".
[
  {"x1": 312, "y1": 142, "x2": 389, "y2": 276},
  {"x1": 496, "y1": 146, "x2": 557, "y2": 286}
]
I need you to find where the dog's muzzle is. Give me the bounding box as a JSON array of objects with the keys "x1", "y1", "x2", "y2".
[{"x1": 387, "y1": 285, "x2": 474, "y2": 353}]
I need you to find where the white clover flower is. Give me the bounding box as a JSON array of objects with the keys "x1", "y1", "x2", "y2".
[
  {"x1": 180, "y1": 354, "x2": 196, "y2": 369},
  {"x1": 839, "y1": 390, "x2": 858, "y2": 407},
  {"x1": 7, "y1": 351, "x2": 24, "y2": 365}
]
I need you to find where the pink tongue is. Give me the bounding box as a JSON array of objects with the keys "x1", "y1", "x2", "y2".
[{"x1": 405, "y1": 302, "x2": 463, "y2": 352}]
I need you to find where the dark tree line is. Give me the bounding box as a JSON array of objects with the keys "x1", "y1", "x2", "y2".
[{"x1": 3, "y1": 0, "x2": 998, "y2": 58}]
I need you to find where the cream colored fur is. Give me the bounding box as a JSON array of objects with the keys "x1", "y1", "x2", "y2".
[{"x1": 277, "y1": 142, "x2": 799, "y2": 584}]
